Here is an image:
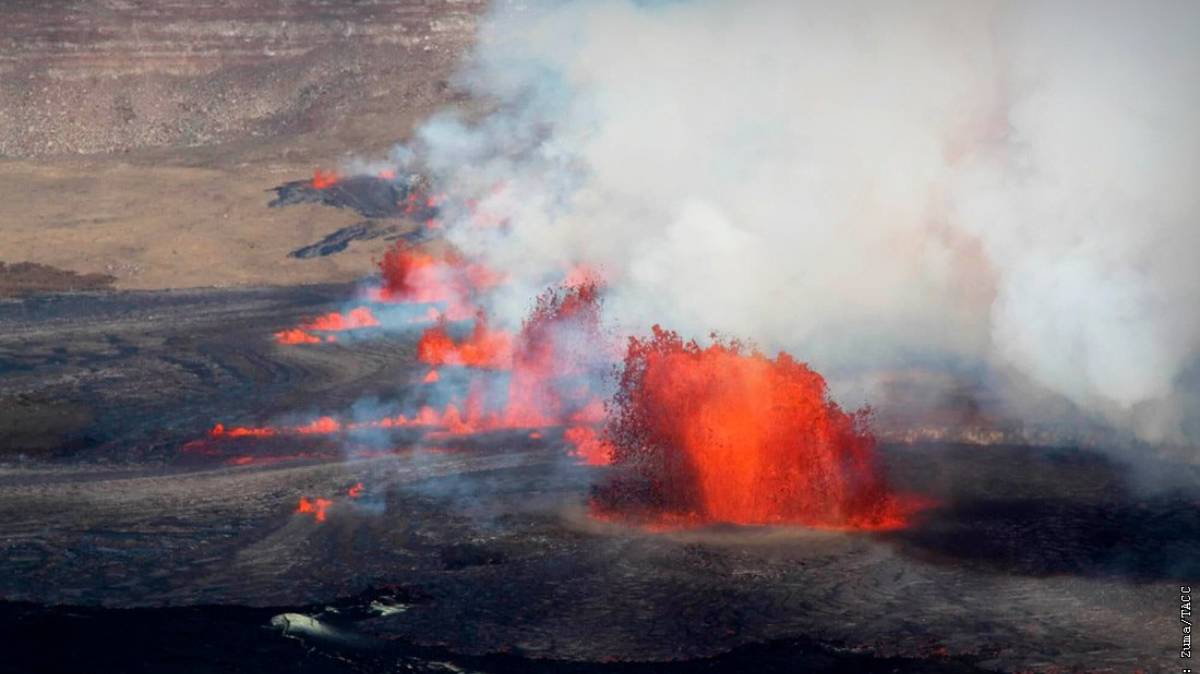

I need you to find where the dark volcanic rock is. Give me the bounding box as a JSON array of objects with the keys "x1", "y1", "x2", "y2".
[
  {"x1": 288, "y1": 221, "x2": 401, "y2": 259},
  {"x1": 0, "y1": 597, "x2": 999, "y2": 674},
  {"x1": 0, "y1": 287, "x2": 1186, "y2": 672},
  {"x1": 269, "y1": 173, "x2": 437, "y2": 220}
]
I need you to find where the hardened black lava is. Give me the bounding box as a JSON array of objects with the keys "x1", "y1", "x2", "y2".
[{"x1": 0, "y1": 286, "x2": 1193, "y2": 673}]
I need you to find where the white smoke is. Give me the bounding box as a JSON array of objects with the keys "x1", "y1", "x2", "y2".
[{"x1": 404, "y1": 0, "x2": 1200, "y2": 449}]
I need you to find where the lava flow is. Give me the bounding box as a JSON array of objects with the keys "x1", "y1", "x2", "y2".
[
  {"x1": 210, "y1": 233, "x2": 912, "y2": 532},
  {"x1": 417, "y1": 312, "x2": 514, "y2": 369},
  {"x1": 274, "y1": 307, "x2": 381, "y2": 345},
  {"x1": 208, "y1": 279, "x2": 612, "y2": 449},
  {"x1": 373, "y1": 248, "x2": 499, "y2": 320},
  {"x1": 296, "y1": 497, "x2": 332, "y2": 522},
  {"x1": 310, "y1": 169, "x2": 340, "y2": 189},
  {"x1": 504, "y1": 281, "x2": 608, "y2": 428},
  {"x1": 592, "y1": 326, "x2": 919, "y2": 531}
]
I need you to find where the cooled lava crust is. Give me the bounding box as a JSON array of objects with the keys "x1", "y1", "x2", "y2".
[{"x1": 0, "y1": 288, "x2": 1195, "y2": 673}]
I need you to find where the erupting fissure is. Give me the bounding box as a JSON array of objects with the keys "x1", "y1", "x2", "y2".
[
  {"x1": 591, "y1": 326, "x2": 918, "y2": 531},
  {"x1": 373, "y1": 248, "x2": 499, "y2": 320},
  {"x1": 296, "y1": 496, "x2": 332, "y2": 522},
  {"x1": 310, "y1": 169, "x2": 339, "y2": 190},
  {"x1": 418, "y1": 313, "x2": 514, "y2": 369},
  {"x1": 211, "y1": 167, "x2": 919, "y2": 533}
]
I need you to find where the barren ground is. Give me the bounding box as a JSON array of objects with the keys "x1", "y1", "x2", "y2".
[
  {"x1": 0, "y1": 0, "x2": 482, "y2": 290},
  {"x1": 0, "y1": 288, "x2": 1194, "y2": 673}
]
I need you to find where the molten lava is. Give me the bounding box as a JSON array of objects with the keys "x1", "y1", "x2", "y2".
[
  {"x1": 311, "y1": 169, "x2": 340, "y2": 190},
  {"x1": 565, "y1": 425, "x2": 612, "y2": 466},
  {"x1": 503, "y1": 281, "x2": 608, "y2": 428},
  {"x1": 210, "y1": 423, "x2": 276, "y2": 438},
  {"x1": 274, "y1": 328, "x2": 324, "y2": 345},
  {"x1": 374, "y1": 247, "x2": 489, "y2": 320},
  {"x1": 593, "y1": 326, "x2": 915, "y2": 530},
  {"x1": 297, "y1": 497, "x2": 332, "y2": 522},
  {"x1": 303, "y1": 307, "x2": 380, "y2": 332},
  {"x1": 417, "y1": 313, "x2": 514, "y2": 370},
  {"x1": 295, "y1": 416, "x2": 341, "y2": 434},
  {"x1": 273, "y1": 307, "x2": 380, "y2": 345},
  {"x1": 378, "y1": 247, "x2": 437, "y2": 298}
]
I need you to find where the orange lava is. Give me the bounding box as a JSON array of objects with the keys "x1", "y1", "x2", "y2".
[
  {"x1": 593, "y1": 326, "x2": 917, "y2": 531},
  {"x1": 504, "y1": 281, "x2": 607, "y2": 428},
  {"x1": 210, "y1": 423, "x2": 276, "y2": 438},
  {"x1": 296, "y1": 416, "x2": 341, "y2": 434},
  {"x1": 311, "y1": 169, "x2": 340, "y2": 190},
  {"x1": 274, "y1": 328, "x2": 323, "y2": 345},
  {"x1": 376, "y1": 249, "x2": 470, "y2": 319},
  {"x1": 274, "y1": 307, "x2": 379, "y2": 345},
  {"x1": 379, "y1": 248, "x2": 438, "y2": 300},
  {"x1": 297, "y1": 497, "x2": 333, "y2": 522},
  {"x1": 375, "y1": 247, "x2": 500, "y2": 320},
  {"x1": 563, "y1": 263, "x2": 605, "y2": 289},
  {"x1": 347, "y1": 482, "x2": 364, "y2": 498},
  {"x1": 423, "y1": 369, "x2": 440, "y2": 384},
  {"x1": 207, "y1": 400, "x2": 501, "y2": 439},
  {"x1": 302, "y1": 307, "x2": 380, "y2": 332},
  {"x1": 417, "y1": 313, "x2": 514, "y2": 370},
  {"x1": 565, "y1": 425, "x2": 613, "y2": 466},
  {"x1": 212, "y1": 282, "x2": 611, "y2": 442}
]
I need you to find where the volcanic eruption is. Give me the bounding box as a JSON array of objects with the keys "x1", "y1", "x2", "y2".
[
  {"x1": 5, "y1": 1, "x2": 1198, "y2": 672},
  {"x1": 592, "y1": 326, "x2": 915, "y2": 530},
  {"x1": 208, "y1": 234, "x2": 918, "y2": 532}
]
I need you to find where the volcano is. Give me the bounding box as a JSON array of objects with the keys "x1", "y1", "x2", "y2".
[{"x1": 3, "y1": 1, "x2": 1196, "y2": 672}]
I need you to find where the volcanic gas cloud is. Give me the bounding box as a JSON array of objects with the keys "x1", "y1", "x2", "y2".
[
  {"x1": 215, "y1": 144, "x2": 925, "y2": 532},
  {"x1": 207, "y1": 259, "x2": 617, "y2": 473}
]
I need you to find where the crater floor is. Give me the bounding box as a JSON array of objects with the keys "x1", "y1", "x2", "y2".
[{"x1": 0, "y1": 287, "x2": 1193, "y2": 673}]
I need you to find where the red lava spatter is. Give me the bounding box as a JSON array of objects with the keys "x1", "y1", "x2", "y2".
[
  {"x1": 296, "y1": 497, "x2": 332, "y2": 522},
  {"x1": 210, "y1": 281, "x2": 612, "y2": 451},
  {"x1": 203, "y1": 186, "x2": 921, "y2": 534},
  {"x1": 310, "y1": 169, "x2": 339, "y2": 189},
  {"x1": 208, "y1": 269, "x2": 921, "y2": 533},
  {"x1": 417, "y1": 312, "x2": 513, "y2": 370},
  {"x1": 590, "y1": 326, "x2": 921, "y2": 531},
  {"x1": 371, "y1": 248, "x2": 500, "y2": 321}
]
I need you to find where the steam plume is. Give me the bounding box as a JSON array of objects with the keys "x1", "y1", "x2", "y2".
[{"x1": 402, "y1": 0, "x2": 1200, "y2": 449}]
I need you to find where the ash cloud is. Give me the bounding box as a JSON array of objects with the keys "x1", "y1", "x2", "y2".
[{"x1": 403, "y1": 0, "x2": 1200, "y2": 450}]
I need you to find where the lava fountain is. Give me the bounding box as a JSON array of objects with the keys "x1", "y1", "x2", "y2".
[{"x1": 592, "y1": 326, "x2": 919, "y2": 531}]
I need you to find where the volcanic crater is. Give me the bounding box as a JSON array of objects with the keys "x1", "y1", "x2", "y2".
[
  {"x1": 2, "y1": 2, "x2": 1196, "y2": 673},
  {"x1": 0, "y1": 281, "x2": 1192, "y2": 673}
]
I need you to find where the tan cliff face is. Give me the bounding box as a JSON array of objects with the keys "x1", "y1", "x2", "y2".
[
  {"x1": 0, "y1": 0, "x2": 484, "y2": 158},
  {"x1": 0, "y1": 1, "x2": 484, "y2": 292}
]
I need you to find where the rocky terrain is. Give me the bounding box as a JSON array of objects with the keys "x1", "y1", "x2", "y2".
[
  {"x1": 0, "y1": 288, "x2": 1193, "y2": 673},
  {"x1": 0, "y1": 0, "x2": 483, "y2": 291},
  {"x1": 0, "y1": 0, "x2": 483, "y2": 158}
]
